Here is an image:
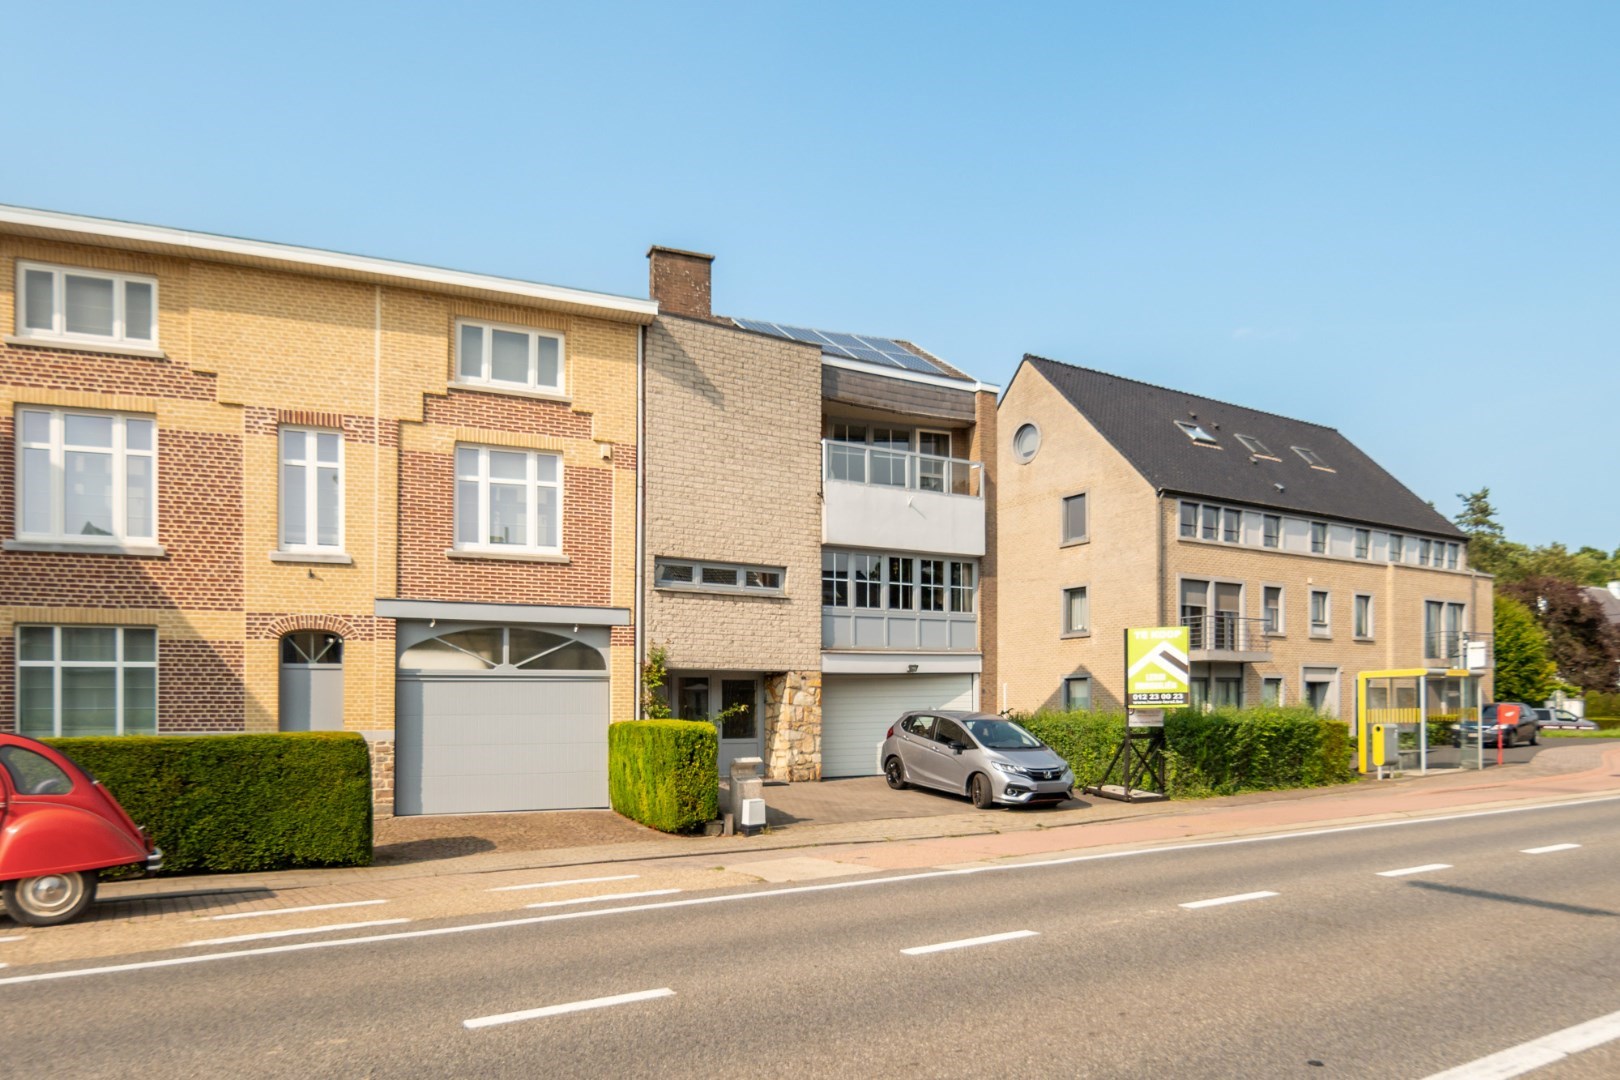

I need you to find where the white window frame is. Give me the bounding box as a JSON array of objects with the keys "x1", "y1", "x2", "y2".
[
  {"x1": 1174, "y1": 420, "x2": 1219, "y2": 444},
  {"x1": 1310, "y1": 590, "x2": 1331, "y2": 637},
  {"x1": 15, "y1": 625, "x2": 158, "y2": 737},
  {"x1": 15, "y1": 261, "x2": 159, "y2": 348},
  {"x1": 1262, "y1": 584, "x2": 1285, "y2": 636},
  {"x1": 278, "y1": 427, "x2": 345, "y2": 554},
  {"x1": 454, "y1": 319, "x2": 566, "y2": 395},
  {"x1": 453, "y1": 445, "x2": 563, "y2": 554},
  {"x1": 1062, "y1": 585, "x2": 1090, "y2": 637},
  {"x1": 655, "y1": 558, "x2": 785, "y2": 595},
  {"x1": 1236, "y1": 433, "x2": 1276, "y2": 458},
  {"x1": 1354, "y1": 593, "x2": 1374, "y2": 639},
  {"x1": 14, "y1": 407, "x2": 158, "y2": 546}
]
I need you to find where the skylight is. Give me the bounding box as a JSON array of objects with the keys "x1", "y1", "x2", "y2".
[
  {"x1": 1174, "y1": 420, "x2": 1218, "y2": 445},
  {"x1": 1292, "y1": 446, "x2": 1331, "y2": 469},
  {"x1": 1236, "y1": 433, "x2": 1275, "y2": 457}
]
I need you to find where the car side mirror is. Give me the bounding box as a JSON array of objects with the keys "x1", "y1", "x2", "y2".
[{"x1": 949, "y1": 741, "x2": 966, "y2": 753}]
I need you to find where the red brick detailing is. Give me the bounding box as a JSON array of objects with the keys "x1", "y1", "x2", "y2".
[
  {"x1": 423, "y1": 389, "x2": 593, "y2": 439},
  {"x1": 0, "y1": 421, "x2": 244, "y2": 609},
  {"x1": 243, "y1": 406, "x2": 394, "y2": 447},
  {"x1": 247, "y1": 613, "x2": 389, "y2": 641},
  {"x1": 397, "y1": 452, "x2": 613, "y2": 605},
  {"x1": 610, "y1": 625, "x2": 635, "y2": 648},
  {"x1": 612, "y1": 443, "x2": 637, "y2": 471},
  {"x1": 0, "y1": 341, "x2": 218, "y2": 400},
  {"x1": 0, "y1": 636, "x2": 245, "y2": 735}
]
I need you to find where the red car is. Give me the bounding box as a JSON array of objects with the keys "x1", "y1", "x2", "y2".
[{"x1": 0, "y1": 733, "x2": 161, "y2": 926}]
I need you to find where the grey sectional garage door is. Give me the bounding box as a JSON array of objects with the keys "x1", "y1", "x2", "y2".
[
  {"x1": 820, "y1": 673, "x2": 975, "y2": 778},
  {"x1": 395, "y1": 674, "x2": 609, "y2": 815}
]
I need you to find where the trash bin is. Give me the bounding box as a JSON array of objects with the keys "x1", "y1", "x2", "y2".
[{"x1": 729, "y1": 757, "x2": 765, "y2": 835}]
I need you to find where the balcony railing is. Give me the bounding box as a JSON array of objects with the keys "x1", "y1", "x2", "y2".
[
  {"x1": 1424, "y1": 631, "x2": 1486, "y2": 664},
  {"x1": 1182, "y1": 614, "x2": 1271, "y2": 656},
  {"x1": 822, "y1": 440, "x2": 983, "y2": 498}
]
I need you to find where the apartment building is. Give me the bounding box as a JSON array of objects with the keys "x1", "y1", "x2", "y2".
[
  {"x1": 0, "y1": 205, "x2": 651, "y2": 816},
  {"x1": 997, "y1": 356, "x2": 1492, "y2": 717},
  {"x1": 642, "y1": 248, "x2": 998, "y2": 780}
]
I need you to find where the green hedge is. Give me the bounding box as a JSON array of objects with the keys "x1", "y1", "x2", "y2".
[
  {"x1": 42, "y1": 732, "x2": 372, "y2": 873},
  {"x1": 608, "y1": 720, "x2": 717, "y2": 834},
  {"x1": 1584, "y1": 691, "x2": 1620, "y2": 717},
  {"x1": 1021, "y1": 706, "x2": 1355, "y2": 798}
]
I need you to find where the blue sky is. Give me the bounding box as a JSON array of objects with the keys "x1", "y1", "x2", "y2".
[{"x1": 4, "y1": 2, "x2": 1615, "y2": 548}]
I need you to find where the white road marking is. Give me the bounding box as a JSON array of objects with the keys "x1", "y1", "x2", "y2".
[
  {"x1": 1377, "y1": 863, "x2": 1453, "y2": 877},
  {"x1": 186, "y1": 919, "x2": 410, "y2": 946},
  {"x1": 463, "y1": 988, "x2": 675, "y2": 1030},
  {"x1": 1421, "y1": 1007, "x2": 1620, "y2": 1079},
  {"x1": 1521, "y1": 843, "x2": 1580, "y2": 855},
  {"x1": 526, "y1": 889, "x2": 681, "y2": 909},
  {"x1": 4, "y1": 793, "x2": 1616, "y2": 988},
  {"x1": 1180, "y1": 891, "x2": 1279, "y2": 909},
  {"x1": 901, "y1": 930, "x2": 1038, "y2": 955},
  {"x1": 488, "y1": 874, "x2": 639, "y2": 893},
  {"x1": 210, "y1": 900, "x2": 388, "y2": 921}
]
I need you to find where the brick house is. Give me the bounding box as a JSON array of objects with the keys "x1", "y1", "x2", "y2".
[
  {"x1": 0, "y1": 205, "x2": 653, "y2": 816},
  {"x1": 642, "y1": 247, "x2": 999, "y2": 780},
  {"x1": 996, "y1": 356, "x2": 1493, "y2": 717}
]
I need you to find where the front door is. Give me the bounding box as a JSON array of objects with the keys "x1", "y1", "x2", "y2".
[
  {"x1": 279, "y1": 631, "x2": 343, "y2": 731},
  {"x1": 675, "y1": 674, "x2": 762, "y2": 775}
]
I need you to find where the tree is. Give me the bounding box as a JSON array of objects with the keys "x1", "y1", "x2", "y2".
[
  {"x1": 1501, "y1": 576, "x2": 1620, "y2": 692},
  {"x1": 1453, "y1": 488, "x2": 1528, "y2": 580},
  {"x1": 1492, "y1": 596, "x2": 1557, "y2": 703}
]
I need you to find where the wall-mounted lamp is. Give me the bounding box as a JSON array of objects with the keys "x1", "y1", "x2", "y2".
[{"x1": 906, "y1": 663, "x2": 919, "y2": 673}]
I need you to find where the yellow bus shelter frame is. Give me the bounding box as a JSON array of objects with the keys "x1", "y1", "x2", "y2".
[{"x1": 1355, "y1": 668, "x2": 1482, "y2": 775}]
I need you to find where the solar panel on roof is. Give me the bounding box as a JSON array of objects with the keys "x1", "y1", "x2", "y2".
[
  {"x1": 732, "y1": 317, "x2": 780, "y2": 336},
  {"x1": 729, "y1": 317, "x2": 953, "y2": 377}
]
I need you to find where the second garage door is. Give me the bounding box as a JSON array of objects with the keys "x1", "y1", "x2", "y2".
[{"x1": 820, "y1": 673, "x2": 975, "y2": 778}]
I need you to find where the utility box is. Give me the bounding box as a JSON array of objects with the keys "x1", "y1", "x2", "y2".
[
  {"x1": 1371, "y1": 723, "x2": 1401, "y2": 778},
  {"x1": 729, "y1": 757, "x2": 765, "y2": 836}
]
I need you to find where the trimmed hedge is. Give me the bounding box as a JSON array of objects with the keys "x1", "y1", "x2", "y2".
[
  {"x1": 1021, "y1": 705, "x2": 1355, "y2": 798},
  {"x1": 42, "y1": 732, "x2": 372, "y2": 873},
  {"x1": 608, "y1": 720, "x2": 718, "y2": 834}
]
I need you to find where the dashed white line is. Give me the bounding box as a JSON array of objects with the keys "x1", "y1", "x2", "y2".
[
  {"x1": 1377, "y1": 863, "x2": 1453, "y2": 877},
  {"x1": 1521, "y1": 843, "x2": 1580, "y2": 855},
  {"x1": 1421, "y1": 1007, "x2": 1620, "y2": 1079},
  {"x1": 185, "y1": 919, "x2": 410, "y2": 946},
  {"x1": 526, "y1": 889, "x2": 680, "y2": 909},
  {"x1": 488, "y1": 874, "x2": 639, "y2": 893},
  {"x1": 210, "y1": 899, "x2": 389, "y2": 921},
  {"x1": 463, "y1": 988, "x2": 675, "y2": 1030},
  {"x1": 901, "y1": 930, "x2": 1039, "y2": 955},
  {"x1": 1180, "y1": 891, "x2": 1279, "y2": 909}
]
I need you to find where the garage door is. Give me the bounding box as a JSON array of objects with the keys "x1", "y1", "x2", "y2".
[
  {"x1": 821, "y1": 673, "x2": 975, "y2": 778},
  {"x1": 393, "y1": 625, "x2": 610, "y2": 815}
]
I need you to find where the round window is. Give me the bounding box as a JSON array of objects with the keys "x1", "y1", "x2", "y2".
[{"x1": 1012, "y1": 422, "x2": 1041, "y2": 463}]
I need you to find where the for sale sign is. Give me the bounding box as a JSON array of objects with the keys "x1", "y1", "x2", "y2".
[{"x1": 1125, "y1": 626, "x2": 1190, "y2": 708}]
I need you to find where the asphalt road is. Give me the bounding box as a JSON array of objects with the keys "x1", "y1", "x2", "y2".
[{"x1": 6, "y1": 797, "x2": 1619, "y2": 1079}]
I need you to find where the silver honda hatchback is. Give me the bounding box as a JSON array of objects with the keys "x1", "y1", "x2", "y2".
[{"x1": 880, "y1": 711, "x2": 1074, "y2": 808}]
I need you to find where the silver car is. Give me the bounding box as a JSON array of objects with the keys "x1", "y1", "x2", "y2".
[{"x1": 881, "y1": 710, "x2": 1074, "y2": 809}]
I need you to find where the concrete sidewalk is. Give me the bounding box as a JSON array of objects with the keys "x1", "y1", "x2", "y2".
[{"x1": 4, "y1": 740, "x2": 1617, "y2": 969}]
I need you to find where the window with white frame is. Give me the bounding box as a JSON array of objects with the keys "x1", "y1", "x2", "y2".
[
  {"x1": 1310, "y1": 590, "x2": 1330, "y2": 636},
  {"x1": 15, "y1": 408, "x2": 156, "y2": 545},
  {"x1": 1354, "y1": 593, "x2": 1374, "y2": 638},
  {"x1": 456, "y1": 320, "x2": 565, "y2": 394},
  {"x1": 1235, "y1": 433, "x2": 1275, "y2": 458},
  {"x1": 16, "y1": 262, "x2": 157, "y2": 347},
  {"x1": 16, "y1": 626, "x2": 157, "y2": 737},
  {"x1": 655, "y1": 558, "x2": 784, "y2": 594},
  {"x1": 1174, "y1": 420, "x2": 1218, "y2": 444},
  {"x1": 453, "y1": 445, "x2": 562, "y2": 552},
  {"x1": 1063, "y1": 676, "x2": 1092, "y2": 711},
  {"x1": 279, "y1": 428, "x2": 343, "y2": 552},
  {"x1": 1292, "y1": 446, "x2": 1331, "y2": 469},
  {"x1": 821, "y1": 551, "x2": 976, "y2": 614},
  {"x1": 1063, "y1": 586, "x2": 1090, "y2": 635}
]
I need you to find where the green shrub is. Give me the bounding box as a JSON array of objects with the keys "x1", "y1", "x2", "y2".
[
  {"x1": 608, "y1": 720, "x2": 717, "y2": 834},
  {"x1": 42, "y1": 732, "x2": 372, "y2": 873},
  {"x1": 1021, "y1": 706, "x2": 1354, "y2": 798},
  {"x1": 1583, "y1": 691, "x2": 1620, "y2": 718}
]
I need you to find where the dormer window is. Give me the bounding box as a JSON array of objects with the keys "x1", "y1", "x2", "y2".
[
  {"x1": 1235, "y1": 434, "x2": 1275, "y2": 458},
  {"x1": 1175, "y1": 420, "x2": 1218, "y2": 445},
  {"x1": 1292, "y1": 446, "x2": 1332, "y2": 470}
]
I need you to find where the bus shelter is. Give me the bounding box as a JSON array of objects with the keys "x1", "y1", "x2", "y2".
[{"x1": 1355, "y1": 669, "x2": 1483, "y2": 776}]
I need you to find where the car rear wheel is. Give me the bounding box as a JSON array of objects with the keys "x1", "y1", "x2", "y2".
[
  {"x1": 1504, "y1": 730, "x2": 1516, "y2": 749},
  {"x1": 970, "y1": 772, "x2": 996, "y2": 810},
  {"x1": 884, "y1": 756, "x2": 908, "y2": 790},
  {"x1": 1529, "y1": 728, "x2": 1539, "y2": 746},
  {"x1": 3, "y1": 870, "x2": 98, "y2": 927}
]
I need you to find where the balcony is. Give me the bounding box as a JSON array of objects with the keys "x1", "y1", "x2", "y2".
[
  {"x1": 1183, "y1": 614, "x2": 1272, "y2": 663},
  {"x1": 821, "y1": 440, "x2": 985, "y2": 557},
  {"x1": 823, "y1": 609, "x2": 977, "y2": 653}
]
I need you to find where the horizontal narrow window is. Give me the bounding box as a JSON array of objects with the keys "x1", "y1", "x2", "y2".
[
  {"x1": 16, "y1": 262, "x2": 158, "y2": 347},
  {"x1": 455, "y1": 320, "x2": 565, "y2": 394},
  {"x1": 661, "y1": 558, "x2": 785, "y2": 595}
]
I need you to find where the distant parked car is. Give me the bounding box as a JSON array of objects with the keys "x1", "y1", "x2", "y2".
[
  {"x1": 1455, "y1": 703, "x2": 1541, "y2": 748},
  {"x1": 1533, "y1": 708, "x2": 1599, "y2": 731},
  {"x1": 881, "y1": 711, "x2": 1074, "y2": 809},
  {"x1": 0, "y1": 733, "x2": 161, "y2": 926}
]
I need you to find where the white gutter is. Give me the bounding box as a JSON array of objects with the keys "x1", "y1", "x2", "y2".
[
  {"x1": 0, "y1": 203, "x2": 658, "y2": 322},
  {"x1": 820, "y1": 354, "x2": 1000, "y2": 395},
  {"x1": 634, "y1": 322, "x2": 647, "y2": 719}
]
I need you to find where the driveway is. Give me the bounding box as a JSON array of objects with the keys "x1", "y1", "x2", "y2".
[{"x1": 755, "y1": 775, "x2": 1080, "y2": 828}]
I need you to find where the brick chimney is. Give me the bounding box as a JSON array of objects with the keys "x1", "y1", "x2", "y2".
[{"x1": 647, "y1": 245, "x2": 715, "y2": 320}]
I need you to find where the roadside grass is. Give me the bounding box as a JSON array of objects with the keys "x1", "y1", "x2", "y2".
[{"x1": 1542, "y1": 728, "x2": 1620, "y2": 739}]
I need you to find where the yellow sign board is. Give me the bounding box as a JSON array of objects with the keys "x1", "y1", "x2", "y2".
[{"x1": 1125, "y1": 626, "x2": 1190, "y2": 708}]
